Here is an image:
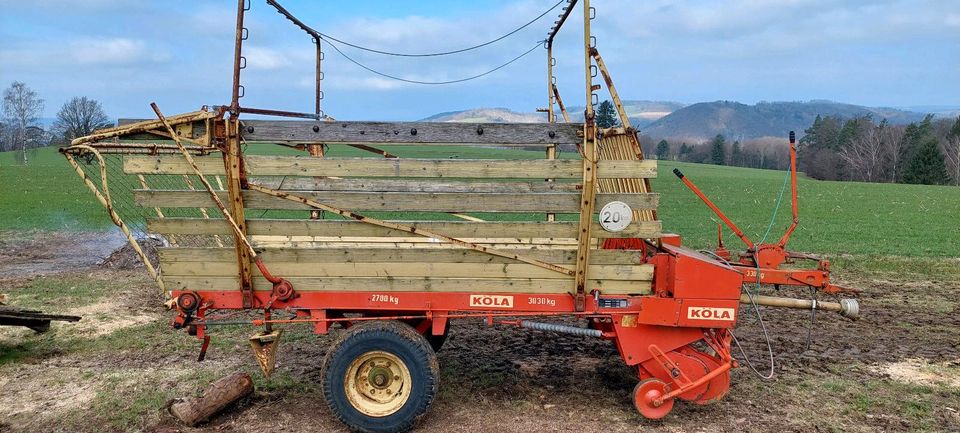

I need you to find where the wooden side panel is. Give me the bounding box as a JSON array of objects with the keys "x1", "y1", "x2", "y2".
[
  {"x1": 123, "y1": 155, "x2": 657, "y2": 179},
  {"x1": 162, "y1": 261, "x2": 653, "y2": 280},
  {"x1": 239, "y1": 120, "x2": 583, "y2": 145},
  {"x1": 164, "y1": 276, "x2": 652, "y2": 295},
  {"x1": 159, "y1": 247, "x2": 643, "y2": 265},
  {"x1": 135, "y1": 190, "x2": 659, "y2": 212},
  {"x1": 148, "y1": 218, "x2": 662, "y2": 239}
]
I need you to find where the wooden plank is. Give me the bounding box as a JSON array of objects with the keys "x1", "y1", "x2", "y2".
[
  {"x1": 135, "y1": 190, "x2": 659, "y2": 212},
  {"x1": 164, "y1": 276, "x2": 652, "y2": 295},
  {"x1": 239, "y1": 120, "x2": 583, "y2": 145},
  {"x1": 148, "y1": 218, "x2": 662, "y2": 239},
  {"x1": 254, "y1": 177, "x2": 582, "y2": 193},
  {"x1": 159, "y1": 247, "x2": 643, "y2": 265},
  {"x1": 162, "y1": 261, "x2": 653, "y2": 281},
  {"x1": 123, "y1": 155, "x2": 656, "y2": 179}
]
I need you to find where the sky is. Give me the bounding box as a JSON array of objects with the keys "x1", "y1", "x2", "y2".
[{"x1": 1, "y1": 0, "x2": 958, "y2": 121}]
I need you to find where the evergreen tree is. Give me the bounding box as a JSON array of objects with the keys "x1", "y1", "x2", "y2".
[
  {"x1": 595, "y1": 100, "x2": 619, "y2": 128},
  {"x1": 901, "y1": 136, "x2": 949, "y2": 185},
  {"x1": 710, "y1": 134, "x2": 726, "y2": 165},
  {"x1": 899, "y1": 115, "x2": 936, "y2": 182},
  {"x1": 731, "y1": 140, "x2": 742, "y2": 166},
  {"x1": 655, "y1": 139, "x2": 669, "y2": 159},
  {"x1": 678, "y1": 143, "x2": 690, "y2": 161}
]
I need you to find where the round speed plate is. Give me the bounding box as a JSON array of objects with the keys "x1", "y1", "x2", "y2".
[{"x1": 599, "y1": 201, "x2": 632, "y2": 232}]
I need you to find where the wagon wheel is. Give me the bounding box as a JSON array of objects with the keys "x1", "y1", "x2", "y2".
[
  {"x1": 632, "y1": 378, "x2": 674, "y2": 420},
  {"x1": 321, "y1": 320, "x2": 439, "y2": 433}
]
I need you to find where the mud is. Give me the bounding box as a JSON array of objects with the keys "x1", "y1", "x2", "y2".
[{"x1": 0, "y1": 231, "x2": 125, "y2": 277}]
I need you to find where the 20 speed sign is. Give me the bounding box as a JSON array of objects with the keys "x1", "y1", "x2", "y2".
[{"x1": 598, "y1": 201, "x2": 632, "y2": 232}]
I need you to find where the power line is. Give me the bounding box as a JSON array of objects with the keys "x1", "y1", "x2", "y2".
[
  {"x1": 317, "y1": 0, "x2": 566, "y2": 57},
  {"x1": 322, "y1": 38, "x2": 545, "y2": 85}
]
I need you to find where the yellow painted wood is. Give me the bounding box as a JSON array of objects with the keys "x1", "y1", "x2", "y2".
[
  {"x1": 158, "y1": 247, "x2": 642, "y2": 265},
  {"x1": 162, "y1": 261, "x2": 653, "y2": 281},
  {"x1": 123, "y1": 155, "x2": 656, "y2": 179},
  {"x1": 164, "y1": 276, "x2": 652, "y2": 295},
  {"x1": 134, "y1": 190, "x2": 659, "y2": 212},
  {"x1": 147, "y1": 218, "x2": 662, "y2": 239}
]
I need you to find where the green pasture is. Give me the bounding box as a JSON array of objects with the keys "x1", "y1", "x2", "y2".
[{"x1": 1, "y1": 145, "x2": 958, "y2": 257}]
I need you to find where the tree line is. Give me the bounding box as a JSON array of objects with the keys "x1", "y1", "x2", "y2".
[
  {"x1": 1, "y1": 81, "x2": 112, "y2": 164},
  {"x1": 644, "y1": 114, "x2": 960, "y2": 186}
]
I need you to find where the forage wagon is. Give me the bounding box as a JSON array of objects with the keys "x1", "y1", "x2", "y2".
[{"x1": 61, "y1": 1, "x2": 860, "y2": 431}]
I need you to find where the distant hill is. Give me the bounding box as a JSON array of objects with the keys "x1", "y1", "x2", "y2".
[
  {"x1": 643, "y1": 100, "x2": 931, "y2": 142},
  {"x1": 420, "y1": 107, "x2": 545, "y2": 123},
  {"x1": 566, "y1": 100, "x2": 687, "y2": 127},
  {"x1": 420, "y1": 100, "x2": 686, "y2": 126},
  {"x1": 420, "y1": 100, "x2": 944, "y2": 141}
]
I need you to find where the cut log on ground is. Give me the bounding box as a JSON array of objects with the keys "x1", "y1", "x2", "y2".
[{"x1": 169, "y1": 372, "x2": 254, "y2": 426}]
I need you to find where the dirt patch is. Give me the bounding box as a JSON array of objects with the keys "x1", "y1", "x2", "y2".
[
  {"x1": 0, "y1": 231, "x2": 126, "y2": 277},
  {"x1": 0, "y1": 365, "x2": 97, "y2": 421},
  {"x1": 66, "y1": 299, "x2": 160, "y2": 338},
  {"x1": 874, "y1": 358, "x2": 960, "y2": 388}
]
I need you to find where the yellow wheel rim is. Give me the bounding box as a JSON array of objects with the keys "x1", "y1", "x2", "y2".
[{"x1": 345, "y1": 351, "x2": 412, "y2": 417}]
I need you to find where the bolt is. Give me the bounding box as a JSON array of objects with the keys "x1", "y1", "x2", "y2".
[
  {"x1": 410, "y1": 128, "x2": 417, "y2": 135},
  {"x1": 246, "y1": 126, "x2": 254, "y2": 133},
  {"x1": 312, "y1": 125, "x2": 319, "y2": 132},
  {"x1": 549, "y1": 131, "x2": 556, "y2": 138}
]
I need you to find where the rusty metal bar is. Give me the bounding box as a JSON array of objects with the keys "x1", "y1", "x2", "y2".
[
  {"x1": 547, "y1": 0, "x2": 579, "y2": 46},
  {"x1": 315, "y1": 39, "x2": 323, "y2": 117},
  {"x1": 572, "y1": 0, "x2": 597, "y2": 312},
  {"x1": 230, "y1": 0, "x2": 248, "y2": 115},
  {"x1": 240, "y1": 107, "x2": 321, "y2": 120}
]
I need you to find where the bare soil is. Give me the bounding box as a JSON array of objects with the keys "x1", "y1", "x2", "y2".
[{"x1": 0, "y1": 233, "x2": 958, "y2": 433}]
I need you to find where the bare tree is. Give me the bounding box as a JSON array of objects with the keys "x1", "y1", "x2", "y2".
[
  {"x1": 52, "y1": 96, "x2": 112, "y2": 144},
  {"x1": 879, "y1": 123, "x2": 907, "y2": 182},
  {"x1": 2, "y1": 81, "x2": 45, "y2": 164},
  {"x1": 939, "y1": 117, "x2": 960, "y2": 186},
  {"x1": 839, "y1": 119, "x2": 884, "y2": 182}
]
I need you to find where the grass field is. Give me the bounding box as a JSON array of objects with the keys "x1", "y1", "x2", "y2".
[{"x1": 1, "y1": 145, "x2": 958, "y2": 256}]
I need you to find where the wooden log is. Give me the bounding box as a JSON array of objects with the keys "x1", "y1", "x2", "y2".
[
  {"x1": 239, "y1": 120, "x2": 583, "y2": 145},
  {"x1": 134, "y1": 190, "x2": 659, "y2": 212},
  {"x1": 123, "y1": 155, "x2": 657, "y2": 179},
  {"x1": 169, "y1": 372, "x2": 254, "y2": 427}
]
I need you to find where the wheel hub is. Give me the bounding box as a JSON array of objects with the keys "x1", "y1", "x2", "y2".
[{"x1": 345, "y1": 351, "x2": 412, "y2": 417}]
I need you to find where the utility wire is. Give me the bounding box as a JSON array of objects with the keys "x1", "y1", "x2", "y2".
[
  {"x1": 271, "y1": 0, "x2": 565, "y2": 57},
  {"x1": 322, "y1": 38, "x2": 544, "y2": 85}
]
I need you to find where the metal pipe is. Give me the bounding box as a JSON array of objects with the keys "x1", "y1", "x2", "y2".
[
  {"x1": 740, "y1": 294, "x2": 859, "y2": 320},
  {"x1": 520, "y1": 320, "x2": 602, "y2": 337}
]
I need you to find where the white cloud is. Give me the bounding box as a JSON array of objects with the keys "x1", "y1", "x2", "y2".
[
  {"x1": 70, "y1": 38, "x2": 166, "y2": 65},
  {"x1": 245, "y1": 46, "x2": 293, "y2": 70}
]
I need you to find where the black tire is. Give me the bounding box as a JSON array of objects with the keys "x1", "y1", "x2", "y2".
[{"x1": 321, "y1": 320, "x2": 439, "y2": 433}]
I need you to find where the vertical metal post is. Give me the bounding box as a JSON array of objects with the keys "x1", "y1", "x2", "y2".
[
  {"x1": 230, "y1": 0, "x2": 248, "y2": 115},
  {"x1": 573, "y1": 0, "x2": 598, "y2": 312},
  {"x1": 546, "y1": 43, "x2": 557, "y2": 223},
  {"x1": 314, "y1": 39, "x2": 323, "y2": 118}
]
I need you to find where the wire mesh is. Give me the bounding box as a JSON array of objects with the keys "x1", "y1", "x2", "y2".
[{"x1": 73, "y1": 150, "x2": 234, "y2": 248}]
